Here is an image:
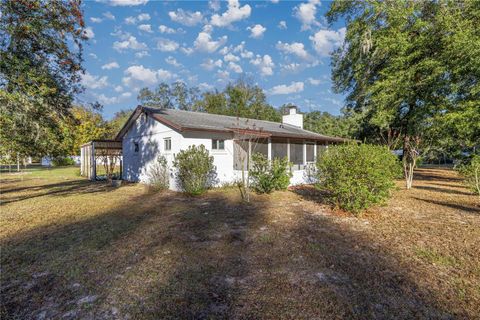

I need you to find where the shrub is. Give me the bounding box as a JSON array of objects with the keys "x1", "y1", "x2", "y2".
[
  {"x1": 316, "y1": 143, "x2": 400, "y2": 214},
  {"x1": 146, "y1": 155, "x2": 170, "y2": 191},
  {"x1": 457, "y1": 155, "x2": 480, "y2": 198},
  {"x1": 250, "y1": 153, "x2": 292, "y2": 194},
  {"x1": 52, "y1": 156, "x2": 75, "y2": 166},
  {"x1": 173, "y1": 145, "x2": 217, "y2": 195}
]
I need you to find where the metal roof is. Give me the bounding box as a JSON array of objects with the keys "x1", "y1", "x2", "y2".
[{"x1": 116, "y1": 106, "x2": 348, "y2": 143}]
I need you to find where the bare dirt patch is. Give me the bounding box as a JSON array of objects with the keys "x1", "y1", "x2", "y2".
[{"x1": 1, "y1": 167, "x2": 478, "y2": 319}]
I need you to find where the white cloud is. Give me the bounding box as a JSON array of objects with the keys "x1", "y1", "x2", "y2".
[
  {"x1": 138, "y1": 24, "x2": 152, "y2": 33},
  {"x1": 294, "y1": 0, "x2": 321, "y2": 30},
  {"x1": 114, "y1": 85, "x2": 123, "y2": 92},
  {"x1": 83, "y1": 27, "x2": 95, "y2": 39},
  {"x1": 247, "y1": 24, "x2": 266, "y2": 39},
  {"x1": 201, "y1": 58, "x2": 223, "y2": 70},
  {"x1": 90, "y1": 17, "x2": 103, "y2": 23},
  {"x1": 276, "y1": 41, "x2": 312, "y2": 61},
  {"x1": 309, "y1": 28, "x2": 345, "y2": 56},
  {"x1": 101, "y1": 62, "x2": 120, "y2": 70},
  {"x1": 96, "y1": 94, "x2": 118, "y2": 105},
  {"x1": 199, "y1": 82, "x2": 214, "y2": 91},
  {"x1": 125, "y1": 13, "x2": 150, "y2": 25},
  {"x1": 159, "y1": 25, "x2": 176, "y2": 34},
  {"x1": 224, "y1": 53, "x2": 240, "y2": 62},
  {"x1": 269, "y1": 81, "x2": 304, "y2": 95},
  {"x1": 271, "y1": 0, "x2": 280, "y2": 3},
  {"x1": 137, "y1": 13, "x2": 150, "y2": 21},
  {"x1": 181, "y1": 47, "x2": 194, "y2": 55},
  {"x1": 165, "y1": 56, "x2": 182, "y2": 67},
  {"x1": 103, "y1": 11, "x2": 115, "y2": 20},
  {"x1": 156, "y1": 38, "x2": 179, "y2": 52},
  {"x1": 233, "y1": 42, "x2": 253, "y2": 58},
  {"x1": 82, "y1": 72, "x2": 108, "y2": 89},
  {"x1": 135, "y1": 50, "x2": 150, "y2": 58},
  {"x1": 216, "y1": 70, "x2": 231, "y2": 82},
  {"x1": 278, "y1": 20, "x2": 287, "y2": 29},
  {"x1": 121, "y1": 92, "x2": 132, "y2": 98},
  {"x1": 122, "y1": 65, "x2": 172, "y2": 87},
  {"x1": 168, "y1": 9, "x2": 203, "y2": 26},
  {"x1": 250, "y1": 54, "x2": 274, "y2": 76},
  {"x1": 280, "y1": 62, "x2": 301, "y2": 73},
  {"x1": 113, "y1": 36, "x2": 147, "y2": 52},
  {"x1": 228, "y1": 62, "x2": 243, "y2": 73},
  {"x1": 211, "y1": 0, "x2": 251, "y2": 27},
  {"x1": 89, "y1": 53, "x2": 98, "y2": 60},
  {"x1": 100, "y1": 0, "x2": 148, "y2": 6},
  {"x1": 194, "y1": 31, "x2": 227, "y2": 53},
  {"x1": 209, "y1": 0, "x2": 221, "y2": 11},
  {"x1": 307, "y1": 77, "x2": 323, "y2": 85}
]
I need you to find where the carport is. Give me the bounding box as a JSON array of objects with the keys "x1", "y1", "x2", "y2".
[{"x1": 80, "y1": 140, "x2": 122, "y2": 181}]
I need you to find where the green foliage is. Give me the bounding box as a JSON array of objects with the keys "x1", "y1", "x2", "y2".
[
  {"x1": 173, "y1": 145, "x2": 217, "y2": 195},
  {"x1": 250, "y1": 153, "x2": 292, "y2": 194},
  {"x1": 107, "y1": 109, "x2": 134, "y2": 139},
  {"x1": 327, "y1": 0, "x2": 480, "y2": 166},
  {"x1": 146, "y1": 155, "x2": 170, "y2": 191},
  {"x1": 138, "y1": 81, "x2": 201, "y2": 111},
  {"x1": 304, "y1": 111, "x2": 355, "y2": 138},
  {"x1": 316, "y1": 144, "x2": 400, "y2": 214},
  {"x1": 0, "y1": 0, "x2": 86, "y2": 157},
  {"x1": 52, "y1": 157, "x2": 75, "y2": 167},
  {"x1": 457, "y1": 155, "x2": 480, "y2": 197}
]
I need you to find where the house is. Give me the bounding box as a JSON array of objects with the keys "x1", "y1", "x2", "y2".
[{"x1": 114, "y1": 105, "x2": 347, "y2": 190}]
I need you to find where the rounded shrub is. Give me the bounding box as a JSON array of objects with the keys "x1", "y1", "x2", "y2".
[
  {"x1": 316, "y1": 143, "x2": 400, "y2": 214},
  {"x1": 173, "y1": 145, "x2": 217, "y2": 195},
  {"x1": 52, "y1": 156, "x2": 75, "y2": 166},
  {"x1": 250, "y1": 153, "x2": 292, "y2": 194}
]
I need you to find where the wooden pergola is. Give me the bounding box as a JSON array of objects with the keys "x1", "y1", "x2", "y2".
[{"x1": 80, "y1": 140, "x2": 122, "y2": 181}]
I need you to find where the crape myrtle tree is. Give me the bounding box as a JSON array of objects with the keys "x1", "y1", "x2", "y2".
[
  {"x1": 0, "y1": 0, "x2": 87, "y2": 159},
  {"x1": 327, "y1": 0, "x2": 480, "y2": 189}
]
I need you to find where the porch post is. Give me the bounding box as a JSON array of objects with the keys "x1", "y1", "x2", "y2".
[
  {"x1": 287, "y1": 138, "x2": 290, "y2": 162},
  {"x1": 267, "y1": 138, "x2": 272, "y2": 161},
  {"x1": 91, "y1": 142, "x2": 96, "y2": 181},
  {"x1": 314, "y1": 143, "x2": 317, "y2": 162},
  {"x1": 303, "y1": 140, "x2": 307, "y2": 166}
]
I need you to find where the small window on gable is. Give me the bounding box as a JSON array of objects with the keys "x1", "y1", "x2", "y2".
[
  {"x1": 164, "y1": 138, "x2": 171, "y2": 151},
  {"x1": 212, "y1": 139, "x2": 225, "y2": 150},
  {"x1": 134, "y1": 142, "x2": 139, "y2": 153}
]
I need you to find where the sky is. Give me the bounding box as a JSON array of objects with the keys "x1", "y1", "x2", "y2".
[{"x1": 80, "y1": 0, "x2": 347, "y2": 119}]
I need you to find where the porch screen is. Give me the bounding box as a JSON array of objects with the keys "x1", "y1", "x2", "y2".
[
  {"x1": 290, "y1": 141, "x2": 304, "y2": 165},
  {"x1": 272, "y1": 139, "x2": 288, "y2": 160},
  {"x1": 306, "y1": 143, "x2": 315, "y2": 162},
  {"x1": 252, "y1": 138, "x2": 268, "y2": 157},
  {"x1": 233, "y1": 140, "x2": 249, "y2": 170}
]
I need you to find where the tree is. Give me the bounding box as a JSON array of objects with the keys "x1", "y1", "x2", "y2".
[
  {"x1": 0, "y1": 0, "x2": 87, "y2": 158},
  {"x1": 199, "y1": 78, "x2": 281, "y2": 122},
  {"x1": 138, "y1": 81, "x2": 201, "y2": 111},
  {"x1": 107, "y1": 109, "x2": 133, "y2": 138},
  {"x1": 327, "y1": 0, "x2": 480, "y2": 189},
  {"x1": 304, "y1": 111, "x2": 354, "y2": 138}
]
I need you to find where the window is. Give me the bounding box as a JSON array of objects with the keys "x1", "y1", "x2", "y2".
[
  {"x1": 164, "y1": 138, "x2": 171, "y2": 151},
  {"x1": 212, "y1": 139, "x2": 225, "y2": 150},
  {"x1": 134, "y1": 142, "x2": 139, "y2": 153}
]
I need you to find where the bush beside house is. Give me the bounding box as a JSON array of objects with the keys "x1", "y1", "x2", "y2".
[
  {"x1": 145, "y1": 155, "x2": 170, "y2": 191},
  {"x1": 316, "y1": 144, "x2": 400, "y2": 214},
  {"x1": 173, "y1": 145, "x2": 217, "y2": 195},
  {"x1": 250, "y1": 153, "x2": 292, "y2": 194}
]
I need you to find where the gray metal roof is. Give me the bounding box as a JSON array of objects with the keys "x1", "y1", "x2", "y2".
[{"x1": 142, "y1": 107, "x2": 347, "y2": 142}]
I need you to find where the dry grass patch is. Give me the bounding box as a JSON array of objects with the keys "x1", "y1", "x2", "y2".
[{"x1": 0, "y1": 166, "x2": 478, "y2": 319}]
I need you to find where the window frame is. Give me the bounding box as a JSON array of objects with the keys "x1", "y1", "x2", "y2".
[
  {"x1": 164, "y1": 137, "x2": 172, "y2": 152},
  {"x1": 212, "y1": 139, "x2": 225, "y2": 151}
]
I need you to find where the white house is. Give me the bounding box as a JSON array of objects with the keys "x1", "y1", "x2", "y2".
[{"x1": 114, "y1": 105, "x2": 347, "y2": 190}]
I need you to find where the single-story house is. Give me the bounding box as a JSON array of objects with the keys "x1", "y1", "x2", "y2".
[{"x1": 114, "y1": 105, "x2": 347, "y2": 190}]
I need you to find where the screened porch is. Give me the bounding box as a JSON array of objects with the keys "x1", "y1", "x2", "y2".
[{"x1": 233, "y1": 137, "x2": 328, "y2": 171}]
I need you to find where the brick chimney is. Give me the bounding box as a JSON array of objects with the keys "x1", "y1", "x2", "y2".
[{"x1": 282, "y1": 105, "x2": 303, "y2": 129}]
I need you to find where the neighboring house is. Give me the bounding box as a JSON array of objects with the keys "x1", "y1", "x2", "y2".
[{"x1": 115, "y1": 105, "x2": 348, "y2": 190}]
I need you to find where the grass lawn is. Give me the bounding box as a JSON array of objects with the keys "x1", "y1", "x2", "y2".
[{"x1": 1, "y1": 166, "x2": 479, "y2": 319}]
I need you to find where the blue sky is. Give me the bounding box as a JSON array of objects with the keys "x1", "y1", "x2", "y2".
[{"x1": 80, "y1": 0, "x2": 347, "y2": 119}]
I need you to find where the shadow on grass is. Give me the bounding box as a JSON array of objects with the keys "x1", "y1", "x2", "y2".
[
  {"x1": 414, "y1": 185, "x2": 474, "y2": 196},
  {"x1": 0, "y1": 179, "x2": 116, "y2": 206},
  {"x1": 1, "y1": 188, "x2": 460, "y2": 318},
  {"x1": 413, "y1": 197, "x2": 479, "y2": 214}
]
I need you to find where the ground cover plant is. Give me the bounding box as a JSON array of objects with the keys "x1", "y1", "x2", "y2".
[
  {"x1": 316, "y1": 144, "x2": 400, "y2": 214},
  {"x1": 0, "y1": 166, "x2": 478, "y2": 319}
]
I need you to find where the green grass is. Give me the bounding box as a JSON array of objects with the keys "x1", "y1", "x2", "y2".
[{"x1": 414, "y1": 247, "x2": 458, "y2": 267}]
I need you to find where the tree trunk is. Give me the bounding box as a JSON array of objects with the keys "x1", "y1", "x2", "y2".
[
  {"x1": 16, "y1": 155, "x2": 20, "y2": 172},
  {"x1": 402, "y1": 135, "x2": 418, "y2": 190}
]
